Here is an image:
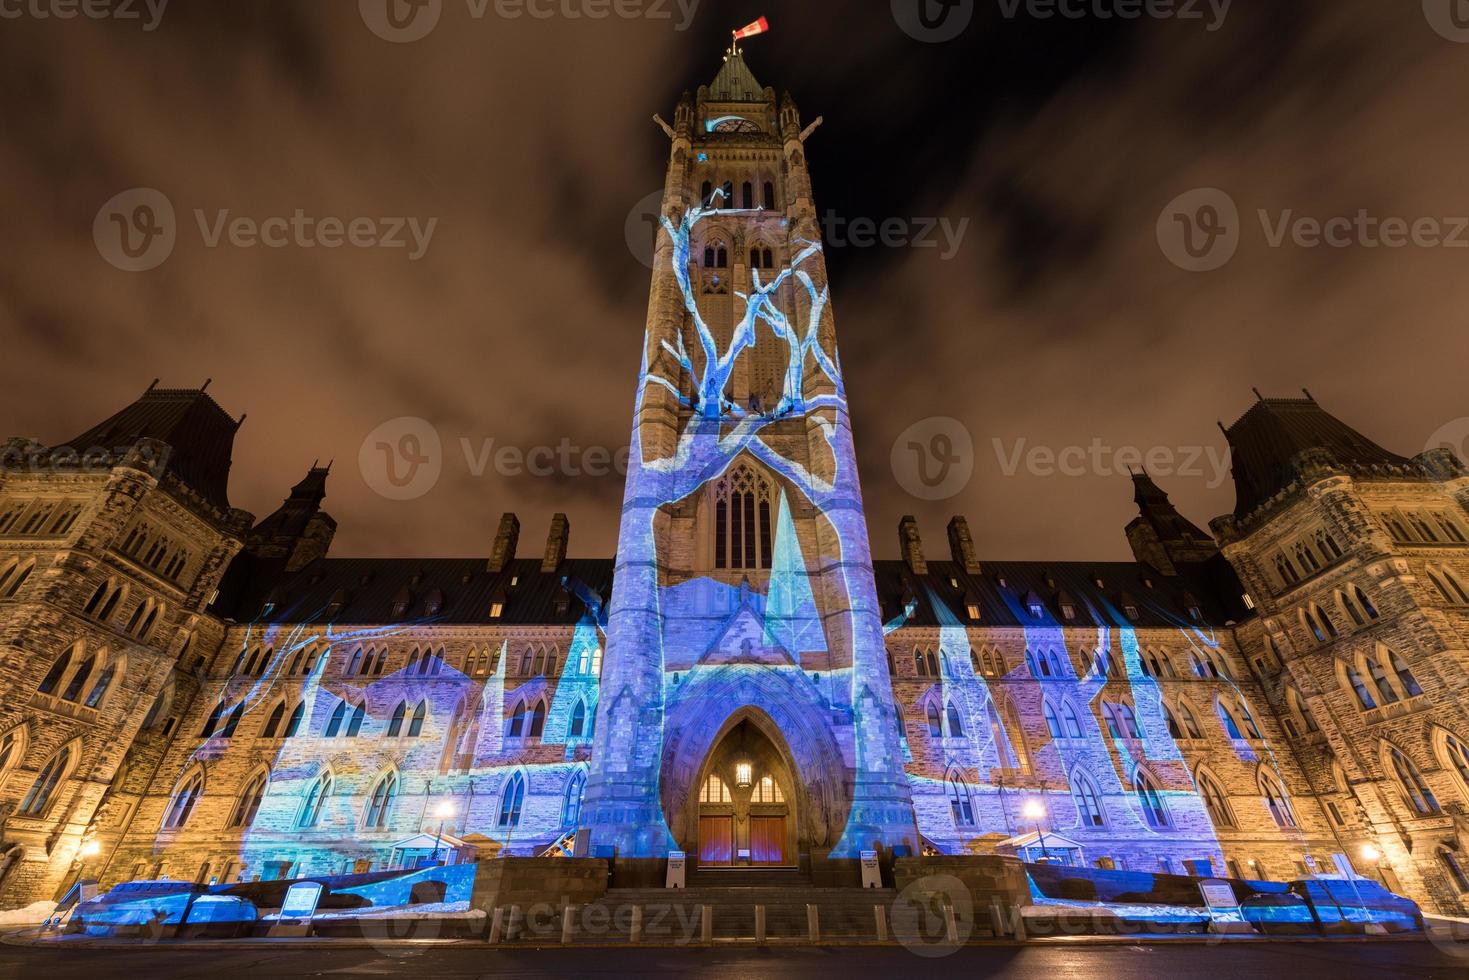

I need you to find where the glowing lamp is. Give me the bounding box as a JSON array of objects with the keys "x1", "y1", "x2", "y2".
[
  {"x1": 1021, "y1": 799, "x2": 1046, "y2": 821},
  {"x1": 735, "y1": 761, "x2": 753, "y2": 788},
  {"x1": 434, "y1": 800, "x2": 457, "y2": 820},
  {"x1": 1361, "y1": 844, "x2": 1382, "y2": 863},
  {"x1": 79, "y1": 840, "x2": 100, "y2": 859}
]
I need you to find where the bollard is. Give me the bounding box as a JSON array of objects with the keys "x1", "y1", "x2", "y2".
[
  {"x1": 807, "y1": 903, "x2": 820, "y2": 943},
  {"x1": 562, "y1": 904, "x2": 575, "y2": 945},
  {"x1": 1011, "y1": 904, "x2": 1027, "y2": 941},
  {"x1": 989, "y1": 899, "x2": 1005, "y2": 938},
  {"x1": 874, "y1": 904, "x2": 888, "y2": 942},
  {"x1": 488, "y1": 906, "x2": 504, "y2": 944},
  {"x1": 755, "y1": 905, "x2": 766, "y2": 944},
  {"x1": 630, "y1": 905, "x2": 643, "y2": 944},
  {"x1": 944, "y1": 904, "x2": 958, "y2": 945},
  {"x1": 506, "y1": 904, "x2": 522, "y2": 941},
  {"x1": 701, "y1": 904, "x2": 712, "y2": 943}
]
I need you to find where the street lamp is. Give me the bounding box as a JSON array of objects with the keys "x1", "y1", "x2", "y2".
[
  {"x1": 1022, "y1": 798, "x2": 1049, "y2": 863},
  {"x1": 431, "y1": 800, "x2": 456, "y2": 866},
  {"x1": 1361, "y1": 843, "x2": 1383, "y2": 882},
  {"x1": 78, "y1": 840, "x2": 100, "y2": 860}
]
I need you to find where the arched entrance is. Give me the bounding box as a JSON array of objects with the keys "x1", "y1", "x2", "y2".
[{"x1": 694, "y1": 718, "x2": 796, "y2": 867}]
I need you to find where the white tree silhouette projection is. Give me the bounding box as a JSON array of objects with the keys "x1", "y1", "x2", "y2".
[{"x1": 585, "y1": 194, "x2": 914, "y2": 859}]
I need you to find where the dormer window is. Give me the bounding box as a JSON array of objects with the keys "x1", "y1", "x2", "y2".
[
  {"x1": 1242, "y1": 593, "x2": 1256, "y2": 610},
  {"x1": 1060, "y1": 603, "x2": 1076, "y2": 621},
  {"x1": 489, "y1": 602, "x2": 504, "y2": 619},
  {"x1": 965, "y1": 603, "x2": 981, "y2": 621},
  {"x1": 1124, "y1": 604, "x2": 1139, "y2": 620},
  {"x1": 1028, "y1": 602, "x2": 1044, "y2": 619},
  {"x1": 1188, "y1": 605, "x2": 1203, "y2": 622}
]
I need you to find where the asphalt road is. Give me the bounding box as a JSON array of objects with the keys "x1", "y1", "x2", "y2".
[{"x1": 0, "y1": 940, "x2": 1464, "y2": 979}]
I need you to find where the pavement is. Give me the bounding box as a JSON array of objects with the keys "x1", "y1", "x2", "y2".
[{"x1": 0, "y1": 935, "x2": 1466, "y2": 978}]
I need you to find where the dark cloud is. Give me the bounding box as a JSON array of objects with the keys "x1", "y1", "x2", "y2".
[{"x1": 1, "y1": 1, "x2": 1465, "y2": 562}]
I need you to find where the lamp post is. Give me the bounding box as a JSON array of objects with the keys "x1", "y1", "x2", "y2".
[
  {"x1": 431, "y1": 800, "x2": 456, "y2": 867},
  {"x1": 1361, "y1": 843, "x2": 1383, "y2": 883},
  {"x1": 1022, "y1": 798, "x2": 1049, "y2": 863}
]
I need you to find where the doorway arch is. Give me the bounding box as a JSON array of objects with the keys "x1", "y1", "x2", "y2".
[{"x1": 693, "y1": 718, "x2": 795, "y2": 866}]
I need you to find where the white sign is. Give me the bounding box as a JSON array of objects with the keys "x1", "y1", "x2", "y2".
[
  {"x1": 1199, "y1": 880, "x2": 1239, "y2": 911},
  {"x1": 860, "y1": 850, "x2": 882, "y2": 889},
  {"x1": 666, "y1": 851, "x2": 686, "y2": 890},
  {"x1": 279, "y1": 881, "x2": 324, "y2": 919}
]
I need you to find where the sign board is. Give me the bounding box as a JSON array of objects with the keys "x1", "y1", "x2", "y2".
[
  {"x1": 860, "y1": 850, "x2": 882, "y2": 889},
  {"x1": 1199, "y1": 880, "x2": 1239, "y2": 912},
  {"x1": 666, "y1": 850, "x2": 686, "y2": 889},
  {"x1": 267, "y1": 881, "x2": 324, "y2": 937}
]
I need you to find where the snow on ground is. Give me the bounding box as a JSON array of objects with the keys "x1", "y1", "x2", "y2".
[{"x1": 0, "y1": 901, "x2": 58, "y2": 925}]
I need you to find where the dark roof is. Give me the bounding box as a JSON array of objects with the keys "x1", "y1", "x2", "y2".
[
  {"x1": 872, "y1": 559, "x2": 1232, "y2": 631},
  {"x1": 251, "y1": 464, "x2": 331, "y2": 541},
  {"x1": 1224, "y1": 394, "x2": 1411, "y2": 518},
  {"x1": 707, "y1": 47, "x2": 764, "y2": 101},
  {"x1": 214, "y1": 556, "x2": 614, "y2": 627},
  {"x1": 1129, "y1": 471, "x2": 1211, "y2": 542},
  {"x1": 56, "y1": 385, "x2": 241, "y2": 510}
]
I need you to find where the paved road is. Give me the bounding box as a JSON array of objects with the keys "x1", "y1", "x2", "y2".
[{"x1": 0, "y1": 940, "x2": 1464, "y2": 979}]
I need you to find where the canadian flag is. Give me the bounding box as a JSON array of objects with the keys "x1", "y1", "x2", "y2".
[{"x1": 732, "y1": 17, "x2": 769, "y2": 41}]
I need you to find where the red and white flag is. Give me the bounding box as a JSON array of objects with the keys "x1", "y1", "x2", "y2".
[{"x1": 732, "y1": 17, "x2": 769, "y2": 41}]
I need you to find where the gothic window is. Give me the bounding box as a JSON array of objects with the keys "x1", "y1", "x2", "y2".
[
  {"x1": 1287, "y1": 688, "x2": 1318, "y2": 733},
  {"x1": 947, "y1": 770, "x2": 975, "y2": 826},
  {"x1": 1197, "y1": 770, "x2": 1234, "y2": 827},
  {"x1": 1043, "y1": 701, "x2": 1062, "y2": 738},
  {"x1": 713, "y1": 464, "x2": 773, "y2": 570},
  {"x1": 285, "y1": 702, "x2": 305, "y2": 738},
  {"x1": 1343, "y1": 661, "x2": 1377, "y2": 710},
  {"x1": 498, "y1": 772, "x2": 526, "y2": 827},
  {"x1": 1441, "y1": 850, "x2": 1469, "y2": 894},
  {"x1": 741, "y1": 181, "x2": 753, "y2": 209},
  {"x1": 221, "y1": 702, "x2": 245, "y2": 738},
  {"x1": 388, "y1": 701, "x2": 407, "y2": 737},
  {"x1": 1217, "y1": 699, "x2": 1245, "y2": 740},
  {"x1": 364, "y1": 773, "x2": 398, "y2": 829},
  {"x1": 700, "y1": 180, "x2": 712, "y2": 206},
  {"x1": 926, "y1": 702, "x2": 943, "y2": 737},
  {"x1": 752, "y1": 774, "x2": 785, "y2": 803},
  {"x1": 163, "y1": 771, "x2": 204, "y2": 829},
  {"x1": 262, "y1": 701, "x2": 287, "y2": 738},
  {"x1": 946, "y1": 703, "x2": 965, "y2": 737},
  {"x1": 299, "y1": 772, "x2": 332, "y2": 828},
  {"x1": 37, "y1": 645, "x2": 75, "y2": 695},
  {"x1": 1436, "y1": 513, "x2": 1468, "y2": 543},
  {"x1": 0, "y1": 727, "x2": 23, "y2": 778},
  {"x1": 1257, "y1": 770, "x2": 1295, "y2": 827},
  {"x1": 520, "y1": 648, "x2": 534, "y2": 675},
  {"x1": 1163, "y1": 703, "x2": 1183, "y2": 739},
  {"x1": 1316, "y1": 528, "x2": 1343, "y2": 559},
  {"x1": 230, "y1": 771, "x2": 268, "y2": 828},
  {"x1": 1439, "y1": 731, "x2": 1469, "y2": 801},
  {"x1": 1386, "y1": 744, "x2": 1439, "y2": 815},
  {"x1": 529, "y1": 700, "x2": 547, "y2": 739},
  {"x1": 1071, "y1": 770, "x2": 1105, "y2": 827},
  {"x1": 1361, "y1": 652, "x2": 1399, "y2": 704},
  {"x1": 762, "y1": 181, "x2": 775, "y2": 209},
  {"x1": 1134, "y1": 769, "x2": 1170, "y2": 828},
  {"x1": 1104, "y1": 701, "x2": 1139, "y2": 739},
  {"x1": 700, "y1": 773, "x2": 731, "y2": 804},
  {"x1": 19, "y1": 745, "x2": 72, "y2": 817},
  {"x1": 1176, "y1": 699, "x2": 1203, "y2": 739},
  {"x1": 201, "y1": 702, "x2": 226, "y2": 737},
  {"x1": 409, "y1": 701, "x2": 427, "y2": 737},
  {"x1": 1353, "y1": 586, "x2": 1380, "y2": 619},
  {"x1": 569, "y1": 700, "x2": 587, "y2": 738},
  {"x1": 325, "y1": 700, "x2": 347, "y2": 737},
  {"x1": 563, "y1": 769, "x2": 587, "y2": 827},
  {"x1": 508, "y1": 700, "x2": 526, "y2": 738},
  {"x1": 721, "y1": 181, "x2": 733, "y2": 209},
  {"x1": 1338, "y1": 590, "x2": 1365, "y2": 627},
  {"x1": 1275, "y1": 554, "x2": 1299, "y2": 586},
  {"x1": 1387, "y1": 648, "x2": 1423, "y2": 697},
  {"x1": 0, "y1": 559, "x2": 34, "y2": 598}
]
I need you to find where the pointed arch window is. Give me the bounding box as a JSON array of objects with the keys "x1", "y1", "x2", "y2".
[
  {"x1": 408, "y1": 701, "x2": 427, "y2": 737},
  {"x1": 1362, "y1": 653, "x2": 1399, "y2": 705},
  {"x1": 508, "y1": 700, "x2": 526, "y2": 738},
  {"x1": 1387, "y1": 649, "x2": 1423, "y2": 697},
  {"x1": 1260, "y1": 771, "x2": 1296, "y2": 827},
  {"x1": 569, "y1": 700, "x2": 587, "y2": 738},
  {"x1": 713, "y1": 464, "x2": 773, "y2": 570},
  {"x1": 498, "y1": 772, "x2": 526, "y2": 827},
  {"x1": 1440, "y1": 732, "x2": 1469, "y2": 799},
  {"x1": 1198, "y1": 770, "x2": 1235, "y2": 827},
  {"x1": 1354, "y1": 586, "x2": 1379, "y2": 619},
  {"x1": 284, "y1": 702, "x2": 305, "y2": 738},
  {"x1": 364, "y1": 772, "x2": 398, "y2": 828},
  {"x1": 1217, "y1": 700, "x2": 1245, "y2": 740},
  {"x1": 1344, "y1": 662, "x2": 1376, "y2": 710},
  {"x1": 1071, "y1": 770, "x2": 1104, "y2": 827},
  {"x1": 946, "y1": 703, "x2": 965, "y2": 737},
  {"x1": 1387, "y1": 745, "x2": 1439, "y2": 815},
  {"x1": 163, "y1": 772, "x2": 204, "y2": 829},
  {"x1": 262, "y1": 701, "x2": 288, "y2": 738},
  {"x1": 529, "y1": 700, "x2": 547, "y2": 739},
  {"x1": 762, "y1": 181, "x2": 776, "y2": 209},
  {"x1": 388, "y1": 701, "x2": 407, "y2": 737},
  {"x1": 19, "y1": 745, "x2": 71, "y2": 816},
  {"x1": 1060, "y1": 701, "x2": 1083, "y2": 738},
  {"x1": 346, "y1": 702, "x2": 365, "y2": 737},
  {"x1": 563, "y1": 768, "x2": 587, "y2": 828},
  {"x1": 230, "y1": 771, "x2": 268, "y2": 828},
  {"x1": 1043, "y1": 701, "x2": 1063, "y2": 738},
  {"x1": 1441, "y1": 849, "x2": 1469, "y2": 894},
  {"x1": 700, "y1": 773, "x2": 731, "y2": 803},
  {"x1": 324, "y1": 700, "x2": 348, "y2": 737},
  {"x1": 201, "y1": 703, "x2": 226, "y2": 738},
  {"x1": 0, "y1": 559, "x2": 34, "y2": 598},
  {"x1": 926, "y1": 702, "x2": 943, "y2": 737},
  {"x1": 0, "y1": 727, "x2": 23, "y2": 777},
  {"x1": 37, "y1": 647, "x2": 74, "y2": 695},
  {"x1": 1135, "y1": 769, "x2": 1170, "y2": 828},
  {"x1": 947, "y1": 771, "x2": 975, "y2": 826},
  {"x1": 59, "y1": 653, "x2": 96, "y2": 702},
  {"x1": 299, "y1": 772, "x2": 332, "y2": 828}
]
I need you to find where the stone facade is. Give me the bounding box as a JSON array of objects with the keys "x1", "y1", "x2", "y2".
[{"x1": 1, "y1": 52, "x2": 1468, "y2": 919}]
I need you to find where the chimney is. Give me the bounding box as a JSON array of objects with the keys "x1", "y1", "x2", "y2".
[
  {"x1": 542, "y1": 513, "x2": 570, "y2": 573},
  {"x1": 488, "y1": 512, "x2": 520, "y2": 572},
  {"x1": 947, "y1": 516, "x2": 981, "y2": 574},
  {"x1": 898, "y1": 516, "x2": 926, "y2": 575}
]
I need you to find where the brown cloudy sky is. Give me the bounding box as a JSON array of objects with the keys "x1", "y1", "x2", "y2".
[{"x1": 2, "y1": 1, "x2": 1467, "y2": 561}]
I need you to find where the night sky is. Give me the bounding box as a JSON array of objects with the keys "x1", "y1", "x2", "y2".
[{"x1": 3, "y1": 1, "x2": 1467, "y2": 561}]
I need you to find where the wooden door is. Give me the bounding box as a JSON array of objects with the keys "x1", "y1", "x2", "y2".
[
  {"x1": 749, "y1": 815, "x2": 786, "y2": 865},
  {"x1": 699, "y1": 815, "x2": 734, "y2": 865}
]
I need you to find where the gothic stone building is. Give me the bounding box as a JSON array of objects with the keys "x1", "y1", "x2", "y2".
[{"x1": 2, "y1": 49, "x2": 1469, "y2": 915}]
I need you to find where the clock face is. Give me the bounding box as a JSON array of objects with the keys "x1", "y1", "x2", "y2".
[{"x1": 708, "y1": 116, "x2": 761, "y2": 133}]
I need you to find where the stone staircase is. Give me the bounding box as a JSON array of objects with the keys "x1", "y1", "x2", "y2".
[{"x1": 497, "y1": 884, "x2": 903, "y2": 944}]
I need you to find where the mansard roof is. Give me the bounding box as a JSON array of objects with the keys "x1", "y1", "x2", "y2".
[
  {"x1": 708, "y1": 47, "x2": 764, "y2": 102},
  {"x1": 872, "y1": 559, "x2": 1234, "y2": 631},
  {"x1": 213, "y1": 555, "x2": 613, "y2": 627},
  {"x1": 56, "y1": 384, "x2": 241, "y2": 509},
  {"x1": 1223, "y1": 393, "x2": 1413, "y2": 518}
]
